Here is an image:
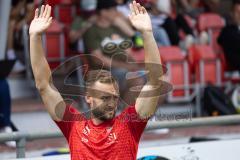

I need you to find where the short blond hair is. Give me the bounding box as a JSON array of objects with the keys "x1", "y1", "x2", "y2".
[{"x1": 85, "y1": 70, "x2": 119, "y2": 93}]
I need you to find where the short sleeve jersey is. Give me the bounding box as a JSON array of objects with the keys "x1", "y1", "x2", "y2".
[{"x1": 54, "y1": 105, "x2": 148, "y2": 160}]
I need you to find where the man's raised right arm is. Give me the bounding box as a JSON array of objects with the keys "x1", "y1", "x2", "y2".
[{"x1": 29, "y1": 5, "x2": 65, "y2": 121}]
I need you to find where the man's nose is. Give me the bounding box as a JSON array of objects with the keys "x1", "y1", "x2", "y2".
[{"x1": 108, "y1": 97, "x2": 117, "y2": 105}]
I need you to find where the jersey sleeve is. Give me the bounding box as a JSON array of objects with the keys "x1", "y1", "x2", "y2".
[
  {"x1": 54, "y1": 105, "x2": 85, "y2": 142},
  {"x1": 118, "y1": 106, "x2": 149, "y2": 142}
]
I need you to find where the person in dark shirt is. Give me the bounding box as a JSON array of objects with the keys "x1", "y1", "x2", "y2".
[{"x1": 218, "y1": 0, "x2": 240, "y2": 70}]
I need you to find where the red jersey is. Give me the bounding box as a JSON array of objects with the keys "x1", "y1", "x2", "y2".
[{"x1": 54, "y1": 105, "x2": 148, "y2": 160}]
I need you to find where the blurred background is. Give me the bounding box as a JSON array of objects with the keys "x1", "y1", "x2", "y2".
[{"x1": 0, "y1": 0, "x2": 240, "y2": 159}]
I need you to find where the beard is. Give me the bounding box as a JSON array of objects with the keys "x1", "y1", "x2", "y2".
[{"x1": 91, "y1": 102, "x2": 116, "y2": 121}]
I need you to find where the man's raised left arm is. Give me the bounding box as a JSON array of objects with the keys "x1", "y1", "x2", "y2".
[{"x1": 129, "y1": 1, "x2": 164, "y2": 119}]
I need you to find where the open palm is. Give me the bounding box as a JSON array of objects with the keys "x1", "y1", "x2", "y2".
[
  {"x1": 129, "y1": 1, "x2": 152, "y2": 33},
  {"x1": 29, "y1": 5, "x2": 52, "y2": 35}
]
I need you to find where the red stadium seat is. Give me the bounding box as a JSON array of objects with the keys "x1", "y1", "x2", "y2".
[
  {"x1": 188, "y1": 45, "x2": 222, "y2": 86},
  {"x1": 44, "y1": 0, "x2": 74, "y2": 23},
  {"x1": 198, "y1": 13, "x2": 225, "y2": 31},
  {"x1": 43, "y1": 20, "x2": 66, "y2": 69},
  {"x1": 131, "y1": 48, "x2": 145, "y2": 62},
  {"x1": 160, "y1": 46, "x2": 185, "y2": 61},
  {"x1": 44, "y1": 0, "x2": 61, "y2": 16},
  {"x1": 45, "y1": 0, "x2": 61, "y2": 6},
  {"x1": 187, "y1": 45, "x2": 197, "y2": 74},
  {"x1": 198, "y1": 13, "x2": 225, "y2": 53},
  {"x1": 160, "y1": 46, "x2": 191, "y2": 102},
  {"x1": 54, "y1": 2, "x2": 76, "y2": 27},
  {"x1": 131, "y1": 46, "x2": 192, "y2": 102}
]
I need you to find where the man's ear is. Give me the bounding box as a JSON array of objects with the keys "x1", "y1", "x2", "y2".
[{"x1": 85, "y1": 95, "x2": 92, "y2": 104}]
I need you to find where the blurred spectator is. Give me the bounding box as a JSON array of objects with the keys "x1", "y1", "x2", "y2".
[
  {"x1": 83, "y1": 0, "x2": 134, "y2": 68},
  {"x1": 175, "y1": 0, "x2": 204, "y2": 19},
  {"x1": 218, "y1": 0, "x2": 240, "y2": 71},
  {"x1": 151, "y1": 24, "x2": 171, "y2": 47},
  {"x1": 0, "y1": 79, "x2": 15, "y2": 147},
  {"x1": 116, "y1": 0, "x2": 131, "y2": 18},
  {"x1": 100, "y1": 1, "x2": 144, "y2": 49},
  {"x1": 146, "y1": 0, "x2": 170, "y2": 46},
  {"x1": 113, "y1": 0, "x2": 145, "y2": 48},
  {"x1": 70, "y1": 0, "x2": 143, "y2": 52},
  {"x1": 6, "y1": 0, "x2": 34, "y2": 73},
  {"x1": 176, "y1": 0, "x2": 220, "y2": 18},
  {"x1": 148, "y1": 0, "x2": 194, "y2": 47},
  {"x1": 174, "y1": 0, "x2": 222, "y2": 46},
  {"x1": 83, "y1": 0, "x2": 144, "y2": 105},
  {"x1": 69, "y1": 0, "x2": 97, "y2": 53},
  {"x1": 116, "y1": 0, "x2": 130, "y2": 16},
  {"x1": 202, "y1": 0, "x2": 220, "y2": 13},
  {"x1": 80, "y1": 0, "x2": 97, "y2": 11}
]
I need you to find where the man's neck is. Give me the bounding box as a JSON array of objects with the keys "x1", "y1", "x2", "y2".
[
  {"x1": 91, "y1": 116, "x2": 114, "y2": 126},
  {"x1": 92, "y1": 118, "x2": 104, "y2": 126}
]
